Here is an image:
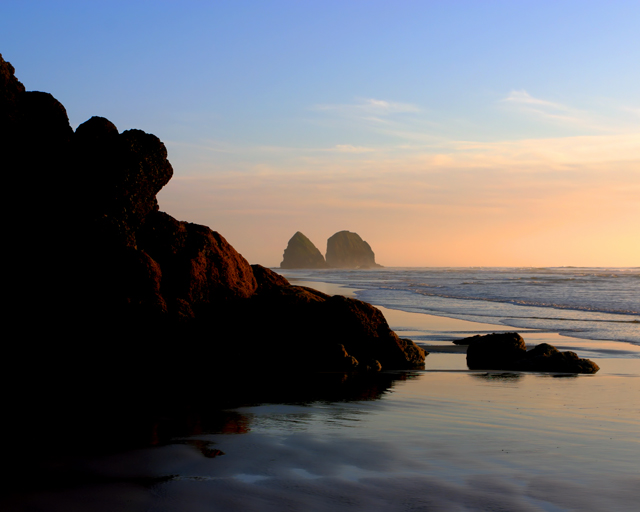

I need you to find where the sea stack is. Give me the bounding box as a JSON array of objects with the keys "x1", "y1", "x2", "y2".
[
  {"x1": 280, "y1": 231, "x2": 328, "y2": 269},
  {"x1": 326, "y1": 230, "x2": 382, "y2": 269}
]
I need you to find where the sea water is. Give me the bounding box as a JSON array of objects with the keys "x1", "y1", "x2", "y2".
[{"x1": 276, "y1": 267, "x2": 640, "y2": 348}]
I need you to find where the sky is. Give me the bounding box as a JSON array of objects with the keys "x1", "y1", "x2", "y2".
[{"x1": 2, "y1": 0, "x2": 639, "y2": 267}]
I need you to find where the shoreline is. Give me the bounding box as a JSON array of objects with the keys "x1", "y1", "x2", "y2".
[
  {"x1": 289, "y1": 278, "x2": 640, "y2": 377},
  {"x1": 281, "y1": 268, "x2": 639, "y2": 348}
]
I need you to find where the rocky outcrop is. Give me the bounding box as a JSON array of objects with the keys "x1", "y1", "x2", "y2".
[
  {"x1": 326, "y1": 230, "x2": 382, "y2": 268},
  {"x1": 138, "y1": 211, "x2": 257, "y2": 306},
  {"x1": 463, "y1": 333, "x2": 599, "y2": 374},
  {"x1": 280, "y1": 231, "x2": 328, "y2": 269},
  {"x1": 1, "y1": 54, "x2": 424, "y2": 391},
  {"x1": 74, "y1": 117, "x2": 174, "y2": 243},
  {"x1": 0, "y1": 55, "x2": 25, "y2": 126},
  {"x1": 465, "y1": 332, "x2": 527, "y2": 370},
  {"x1": 515, "y1": 343, "x2": 600, "y2": 373},
  {"x1": 246, "y1": 266, "x2": 426, "y2": 371}
]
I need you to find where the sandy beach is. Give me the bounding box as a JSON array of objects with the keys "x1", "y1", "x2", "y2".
[{"x1": 4, "y1": 279, "x2": 638, "y2": 512}]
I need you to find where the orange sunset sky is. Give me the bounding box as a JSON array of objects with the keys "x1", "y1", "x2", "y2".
[{"x1": 2, "y1": 1, "x2": 639, "y2": 267}]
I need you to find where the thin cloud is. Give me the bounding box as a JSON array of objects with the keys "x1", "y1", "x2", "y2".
[
  {"x1": 161, "y1": 130, "x2": 640, "y2": 266},
  {"x1": 314, "y1": 98, "x2": 420, "y2": 116},
  {"x1": 502, "y1": 92, "x2": 640, "y2": 134},
  {"x1": 503, "y1": 90, "x2": 570, "y2": 111},
  {"x1": 361, "y1": 98, "x2": 421, "y2": 113},
  {"x1": 500, "y1": 89, "x2": 592, "y2": 126},
  {"x1": 331, "y1": 144, "x2": 377, "y2": 153}
]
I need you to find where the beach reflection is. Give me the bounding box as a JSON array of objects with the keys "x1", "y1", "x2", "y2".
[
  {"x1": 4, "y1": 367, "x2": 639, "y2": 512},
  {"x1": 469, "y1": 372, "x2": 524, "y2": 383},
  {"x1": 1, "y1": 371, "x2": 420, "y2": 512},
  {"x1": 125, "y1": 369, "x2": 640, "y2": 511}
]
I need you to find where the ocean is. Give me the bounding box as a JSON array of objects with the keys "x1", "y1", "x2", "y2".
[{"x1": 276, "y1": 267, "x2": 640, "y2": 350}]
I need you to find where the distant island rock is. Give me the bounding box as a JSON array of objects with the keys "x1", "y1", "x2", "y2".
[
  {"x1": 280, "y1": 231, "x2": 328, "y2": 269},
  {"x1": 326, "y1": 230, "x2": 382, "y2": 269},
  {"x1": 458, "y1": 332, "x2": 600, "y2": 374}
]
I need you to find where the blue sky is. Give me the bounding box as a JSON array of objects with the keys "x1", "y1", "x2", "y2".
[{"x1": 2, "y1": 1, "x2": 639, "y2": 265}]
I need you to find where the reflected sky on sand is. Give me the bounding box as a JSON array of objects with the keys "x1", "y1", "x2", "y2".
[{"x1": 5, "y1": 362, "x2": 638, "y2": 512}]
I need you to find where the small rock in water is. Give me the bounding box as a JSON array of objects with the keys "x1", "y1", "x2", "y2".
[
  {"x1": 465, "y1": 333, "x2": 599, "y2": 374},
  {"x1": 466, "y1": 332, "x2": 527, "y2": 370}
]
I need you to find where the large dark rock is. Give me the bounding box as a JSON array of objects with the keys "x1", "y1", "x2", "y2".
[
  {"x1": 0, "y1": 54, "x2": 25, "y2": 127},
  {"x1": 138, "y1": 211, "x2": 257, "y2": 307},
  {"x1": 325, "y1": 230, "x2": 382, "y2": 268},
  {"x1": 516, "y1": 343, "x2": 600, "y2": 373},
  {"x1": 251, "y1": 264, "x2": 292, "y2": 294},
  {"x1": 322, "y1": 295, "x2": 426, "y2": 370},
  {"x1": 3, "y1": 55, "x2": 77, "y2": 333},
  {"x1": 280, "y1": 231, "x2": 328, "y2": 269},
  {"x1": 1, "y1": 53, "x2": 423, "y2": 384},
  {"x1": 2, "y1": 54, "x2": 430, "y2": 468},
  {"x1": 245, "y1": 280, "x2": 427, "y2": 371},
  {"x1": 74, "y1": 117, "x2": 174, "y2": 247},
  {"x1": 243, "y1": 265, "x2": 426, "y2": 371},
  {"x1": 465, "y1": 334, "x2": 599, "y2": 374},
  {"x1": 466, "y1": 332, "x2": 527, "y2": 370}
]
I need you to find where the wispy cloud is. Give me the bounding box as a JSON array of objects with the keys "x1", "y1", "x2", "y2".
[
  {"x1": 501, "y1": 91, "x2": 640, "y2": 136},
  {"x1": 501, "y1": 89, "x2": 589, "y2": 125},
  {"x1": 161, "y1": 129, "x2": 640, "y2": 266},
  {"x1": 503, "y1": 90, "x2": 578, "y2": 123},
  {"x1": 502, "y1": 90, "x2": 569, "y2": 110},
  {"x1": 314, "y1": 98, "x2": 420, "y2": 117},
  {"x1": 330, "y1": 144, "x2": 377, "y2": 153}
]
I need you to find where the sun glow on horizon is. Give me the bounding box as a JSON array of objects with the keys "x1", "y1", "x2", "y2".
[
  {"x1": 159, "y1": 129, "x2": 640, "y2": 268},
  {"x1": 4, "y1": 1, "x2": 638, "y2": 268}
]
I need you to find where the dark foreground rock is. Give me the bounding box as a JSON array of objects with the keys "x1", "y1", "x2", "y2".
[
  {"x1": 1, "y1": 53, "x2": 427, "y2": 462},
  {"x1": 463, "y1": 333, "x2": 599, "y2": 374},
  {"x1": 1, "y1": 53, "x2": 424, "y2": 391},
  {"x1": 280, "y1": 231, "x2": 328, "y2": 269},
  {"x1": 325, "y1": 230, "x2": 382, "y2": 268},
  {"x1": 245, "y1": 265, "x2": 427, "y2": 371}
]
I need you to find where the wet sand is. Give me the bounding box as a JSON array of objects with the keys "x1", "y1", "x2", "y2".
[{"x1": 7, "y1": 361, "x2": 637, "y2": 511}]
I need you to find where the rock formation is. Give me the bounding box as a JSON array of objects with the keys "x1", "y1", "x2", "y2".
[
  {"x1": 1, "y1": 54, "x2": 424, "y2": 395},
  {"x1": 514, "y1": 342, "x2": 600, "y2": 374},
  {"x1": 460, "y1": 333, "x2": 599, "y2": 374},
  {"x1": 325, "y1": 230, "x2": 382, "y2": 268},
  {"x1": 280, "y1": 231, "x2": 328, "y2": 269}
]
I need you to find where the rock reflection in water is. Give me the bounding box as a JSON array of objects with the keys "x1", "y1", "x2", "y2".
[
  {"x1": 469, "y1": 372, "x2": 524, "y2": 383},
  {"x1": 3, "y1": 370, "x2": 415, "y2": 507},
  {"x1": 148, "y1": 370, "x2": 418, "y2": 443}
]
